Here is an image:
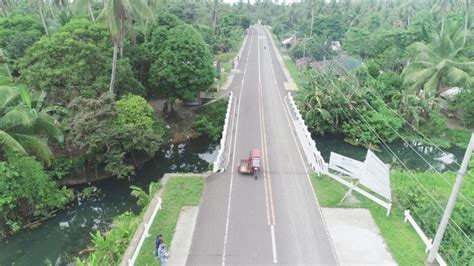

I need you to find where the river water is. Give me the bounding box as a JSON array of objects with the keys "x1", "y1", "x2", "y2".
[
  {"x1": 0, "y1": 135, "x2": 466, "y2": 265},
  {"x1": 0, "y1": 138, "x2": 218, "y2": 265}
]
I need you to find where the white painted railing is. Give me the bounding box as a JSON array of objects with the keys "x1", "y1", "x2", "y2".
[
  {"x1": 286, "y1": 92, "x2": 327, "y2": 174},
  {"x1": 404, "y1": 210, "x2": 447, "y2": 266},
  {"x1": 128, "y1": 198, "x2": 162, "y2": 266},
  {"x1": 213, "y1": 92, "x2": 233, "y2": 172}
]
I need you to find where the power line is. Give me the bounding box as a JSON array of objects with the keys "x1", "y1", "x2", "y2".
[
  {"x1": 359, "y1": 96, "x2": 474, "y2": 207},
  {"x1": 305, "y1": 40, "x2": 474, "y2": 206},
  {"x1": 330, "y1": 81, "x2": 474, "y2": 249}
]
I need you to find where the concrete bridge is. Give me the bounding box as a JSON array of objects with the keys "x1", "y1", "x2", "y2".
[{"x1": 187, "y1": 25, "x2": 338, "y2": 265}]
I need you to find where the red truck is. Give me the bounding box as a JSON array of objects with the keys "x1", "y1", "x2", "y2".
[{"x1": 238, "y1": 149, "x2": 261, "y2": 180}]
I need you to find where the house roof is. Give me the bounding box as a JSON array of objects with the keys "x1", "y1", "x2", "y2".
[
  {"x1": 282, "y1": 37, "x2": 294, "y2": 45},
  {"x1": 311, "y1": 55, "x2": 363, "y2": 75}
]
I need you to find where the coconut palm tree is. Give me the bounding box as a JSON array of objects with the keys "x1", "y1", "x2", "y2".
[
  {"x1": 29, "y1": 0, "x2": 49, "y2": 36},
  {"x1": 73, "y1": 0, "x2": 96, "y2": 23},
  {"x1": 0, "y1": 86, "x2": 65, "y2": 163},
  {"x1": 399, "y1": 0, "x2": 418, "y2": 26},
  {"x1": 98, "y1": 0, "x2": 154, "y2": 95},
  {"x1": 402, "y1": 28, "x2": 474, "y2": 97}
]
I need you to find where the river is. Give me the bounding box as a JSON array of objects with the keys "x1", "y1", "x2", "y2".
[
  {"x1": 0, "y1": 137, "x2": 218, "y2": 265},
  {"x1": 0, "y1": 135, "x2": 466, "y2": 265}
]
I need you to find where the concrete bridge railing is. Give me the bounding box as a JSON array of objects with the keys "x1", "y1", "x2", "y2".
[{"x1": 286, "y1": 92, "x2": 327, "y2": 174}]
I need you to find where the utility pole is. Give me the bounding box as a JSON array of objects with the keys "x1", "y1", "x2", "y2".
[{"x1": 427, "y1": 133, "x2": 474, "y2": 264}]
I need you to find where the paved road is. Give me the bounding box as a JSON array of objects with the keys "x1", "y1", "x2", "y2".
[{"x1": 187, "y1": 25, "x2": 338, "y2": 265}]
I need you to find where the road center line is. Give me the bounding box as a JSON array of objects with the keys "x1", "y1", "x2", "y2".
[
  {"x1": 257, "y1": 27, "x2": 278, "y2": 263},
  {"x1": 263, "y1": 27, "x2": 339, "y2": 264},
  {"x1": 222, "y1": 28, "x2": 252, "y2": 266}
]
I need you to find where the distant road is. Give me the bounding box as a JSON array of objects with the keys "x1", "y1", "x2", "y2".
[{"x1": 187, "y1": 25, "x2": 338, "y2": 265}]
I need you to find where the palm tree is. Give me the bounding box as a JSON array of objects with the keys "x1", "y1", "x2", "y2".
[
  {"x1": 463, "y1": 0, "x2": 470, "y2": 46},
  {"x1": 130, "y1": 182, "x2": 160, "y2": 207},
  {"x1": 402, "y1": 28, "x2": 474, "y2": 97},
  {"x1": 0, "y1": 86, "x2": 65, "y2": 163},
  {"x1": 73, "y1": 0, "x2": 96, "y2": 23},
  {"x1": 29, "y1": 0, "x2": 49, "y2": 36},
  {"x1": 98, "y1": 0, "x2": 154, "y2": 95},
  {"x1": 399, "y1": 0, "x2": 418, "y2": 26}
]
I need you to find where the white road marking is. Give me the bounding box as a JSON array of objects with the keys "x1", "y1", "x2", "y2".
[
  {"x1": 222, "y1": 28, "x2": 252, "y2": 266},
  {"x1": 271, "y1": 225, "x2": 278, "y2": 263},
  {"x1": 257, "y1": 27, "x2": 278, "y2": 263},
  {"x1": 263, "y1": 27, "x2": 340, "y2": 264}
]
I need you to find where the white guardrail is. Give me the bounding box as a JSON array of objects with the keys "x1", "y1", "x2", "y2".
[
  {"x1": 213, "y1": 92, "x2": 233, "y2": 172},
  {"x1": 286, "y1": 92, "x2": 327, "y2": 174},
  {"x1": 128, "y1": 198, "x2": 162, "y2": 266},
  {"x1": 404, "y1": 210, "x2": 447, "y2": 266}
]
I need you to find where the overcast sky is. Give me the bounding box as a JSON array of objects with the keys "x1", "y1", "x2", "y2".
[{"x1": 222, "y1": 0, "x2": 299, "y2": 4}]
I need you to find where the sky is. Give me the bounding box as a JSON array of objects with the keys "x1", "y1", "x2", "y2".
[{"x1": 223, "y1": 0, "x2": 300, "y2": 4}]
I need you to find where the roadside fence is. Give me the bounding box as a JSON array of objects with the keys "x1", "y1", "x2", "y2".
[
  {"x1": 286, "y1": 92, "x2": 327, "y2": 174},
  {"x1": 404, "y1": 210, "x2": 447, "y2": 266},
  {"x1": 213, "y1": 92, "x2": 233, "y2": 172}
]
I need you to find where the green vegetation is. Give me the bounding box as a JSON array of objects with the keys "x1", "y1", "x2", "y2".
[
  {"x1": 75, "y1": 182, "x2": 160, "y2": 265},
  {"x1": 311, "y1": 163, "x2": 474, "y2": 265},
  {"x1": 135, "y1": 175, "x2": 204, "y2": 265},
  {"x1": 311, "y1": 174, "x2": 426, "y2": 265},
  {"x1": 149, "y1": 24, "x2": 216, "y2": 107},
  {"x1": 0, "y1": 86, "x2": 65, "y2": 163},
  {"x1": 0, "y1": 65, "x2": 11, "y2": 85},
  {"x1": 0, "y1": 0, "x2": 246, "y2": 240},
  {"x1": 67, "y1": 94, "x2": 166, "y2": 178},
  {"x1": 270, "y1": 1, "x2": 473, "y2": 148},
  {"x1": 0, "y1": 154, "x2": 73, "y2": 236},
  {"x1": 75, "y1": 211, "x2": 141, "y2": 265},
  {"x1": 391, "y1": 168, "x2": 474, "y2": 265},
  {"x1": 193, "y1": 99, "x2": 228, "y2": 141},
  {"x1": 74, "y1": 175, "x2": 203, "y2": 265}
]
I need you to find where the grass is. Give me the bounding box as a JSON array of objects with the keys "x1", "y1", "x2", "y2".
[
  {"x1": 283, "y1": 57, "x2": 304, "y2": 90},
  {"x1": 311, "y1": 174, "x2": 427, "y2": 265},
  {"x1": 215, "y1": 33, "x2": 246, "y2": 90},
  {"x1": 135, "y1": 175, "x2": 204, "y2": 265}
]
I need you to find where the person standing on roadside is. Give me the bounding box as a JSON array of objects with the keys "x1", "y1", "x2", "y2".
[
  {"x1": 155, "y1": 234, "x2": 164, "y2": 257},
  {"x1": 158, "y1": 242, "x2": 168, "y2": 266}
]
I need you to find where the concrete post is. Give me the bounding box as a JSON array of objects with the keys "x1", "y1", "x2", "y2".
[{"x1": 427, "y1": 134, "x2": 474, "y2": 264}]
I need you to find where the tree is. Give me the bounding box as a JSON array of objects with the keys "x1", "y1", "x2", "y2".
[
  {"x1": 402, "y1": 28, "x2": 474, "y2": 96},
  {"x1": 148, "y1": 24, "x2": 216, "y2": 111},
  {"x1": 0, "y1": 154, "x2": 73, "y2": 232},
  {"x1": 73, "y1": 0, "x2": 96, "y2": 23},
  {"x1": 68, "y1": 94, "x2": 166, "y2": 178},
  {"x1": 29, "y1": 0, "x2": 49, "y2": 36},
  {"x1": 0, "y1": 15, "x2": 44, "y2": 60},
  {"x1": 130, "y1": 182, "x2": 160, "y2": 207},
  {"x1": 0, "y1": 86, "x2": 64, "y2": 164},
  {"x1": 98, "y1": 0, "x2": 154, "y2": 95},
  {"x1": 18, "y1": 19, "x2": 142, "y2": 103}
]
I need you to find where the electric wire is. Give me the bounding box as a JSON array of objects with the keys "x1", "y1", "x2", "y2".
[{"x1": 300, "y1": 54, "x2": 474, "y2": 247}]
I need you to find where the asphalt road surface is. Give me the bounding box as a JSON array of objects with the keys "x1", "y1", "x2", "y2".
[{"x1": 187, "y1": 25, "x2": 338, "y2": 265}]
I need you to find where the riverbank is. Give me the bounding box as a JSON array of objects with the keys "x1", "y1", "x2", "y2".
[
  {"x1": 0, "y1": 138, "x2": 217, "y2": 265},
  {"x1": 75, "y1": 174, "x2": 204, "y2": 265},
  {"x1": 134, "y1": 174, "x2": 204, "y2": 265}
]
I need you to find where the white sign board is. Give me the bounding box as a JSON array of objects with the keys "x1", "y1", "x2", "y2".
[
  {"x1": 360, "y1": 150, "x2": 391, "y2": 201},
  {"x1": 329, "y1": 152, "x2": 364, "y2": 180}
]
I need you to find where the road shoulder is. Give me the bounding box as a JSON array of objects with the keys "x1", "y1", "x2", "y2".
[
  {"x1": 323, "y1": 208, "x2": 397, "y2": 265},
  {"x1": 168, "y1": 206, "x2": 199, "y2": 265}
]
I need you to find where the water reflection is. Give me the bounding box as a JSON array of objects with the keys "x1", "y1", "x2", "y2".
[
  {"x1": 314, "y1": 134, "x2": 465, "y2": 172},
  {"x1": 0, "y1": 137, "x2": 218, "y2": 265}
]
